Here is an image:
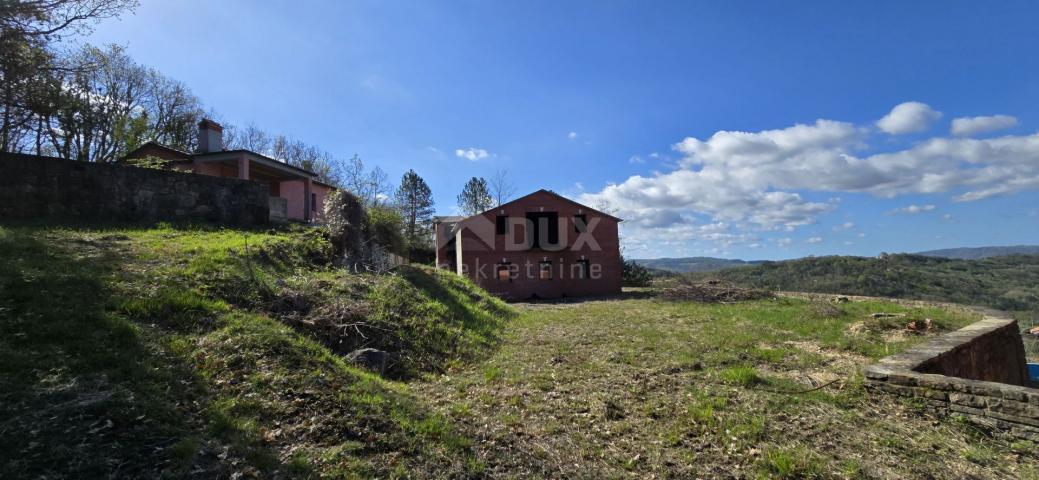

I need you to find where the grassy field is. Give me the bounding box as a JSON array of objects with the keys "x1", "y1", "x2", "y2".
[
  {"x1": 415, "y1": 297, "x2": 1039, "y2": 479},
  {"x1": 3, "y1": 223, "x2": 1039, "y2": 478}
]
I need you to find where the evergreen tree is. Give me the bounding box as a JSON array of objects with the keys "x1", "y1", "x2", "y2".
[
  {"x1": 394, "y1": 169, "x2": 435, "y2": 247},
  {"x1": 457, "y1": 177, "x2": 492, "y2": 216}
]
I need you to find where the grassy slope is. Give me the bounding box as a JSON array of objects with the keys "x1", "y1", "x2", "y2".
[
  {"x1": 415, "y1": 298, "x2": 1039, "y2": 479},
  {"x1": 0, "y1": 224, "x2": 512, "y2": 478}
]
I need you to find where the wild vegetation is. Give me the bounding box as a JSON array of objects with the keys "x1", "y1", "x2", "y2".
[
  {"x1": 0, "y1": 223, "x2": 512, "y2": 478},
  {"x1": 689, "y1": 254, "x2": 1039, "y2": 326}
]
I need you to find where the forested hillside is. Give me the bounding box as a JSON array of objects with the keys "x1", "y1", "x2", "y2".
[
  {"x1": 694, "y1": 254, "x2": 1039, "y2": 321},
  {"x1": 633, "y1": 256, "x2": 764, "y2": 273},
  {"x1": 916, "y1": 245, "x2": 1039, "y2": 260}
]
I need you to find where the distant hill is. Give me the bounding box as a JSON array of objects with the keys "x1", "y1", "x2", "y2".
[
  {"x1": 632, "y1": 256, "x2": 765, "y2": 273},
  {"x1": 691, "y1": 253, "x2": 1039, "y2": 319},
  {"x1": 915, "y1": 245, "x2": 1039, "y2": 260}
]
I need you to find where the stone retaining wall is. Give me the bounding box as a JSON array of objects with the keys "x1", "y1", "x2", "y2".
[
  {"x1": 0, "y1": 153, "x2": 269, "y2": 225},
  {"x1": 865, "y1": 310, "x2": 1039, "y2": 439}
]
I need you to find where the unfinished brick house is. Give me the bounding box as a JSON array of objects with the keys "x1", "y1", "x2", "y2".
[
  {"x1": 434, "y1": 189, "x2": 622, "y2": 300},
  {"x1": 122, "y1": 119, "x2": 333, "y2": 222}
]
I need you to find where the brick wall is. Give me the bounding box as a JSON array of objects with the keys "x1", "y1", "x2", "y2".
[
  {"x1": 444, "y1": 190, "x2": 622, "y2": 300},
  {"x1": 0, "y1": 153, "x2": 269, "y2": 225},
  {"x1": 865, "y1": 310, "x2": 1039, "y2": 439}
]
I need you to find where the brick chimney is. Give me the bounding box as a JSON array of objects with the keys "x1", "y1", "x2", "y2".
[{"x1": 197, "y1": 119, "x2": 223, "y2": 153}]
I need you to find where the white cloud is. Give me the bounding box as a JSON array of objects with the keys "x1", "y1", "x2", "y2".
[
  {"x1": 454, "y1": 147, "x2": 490, "y2": 161},
  {"x1": 942, "y1": 213, "x2": 953, "y2": 221},
  {"x1": 568, "y1": 131, "x2": 578, "y2": 140},
  {"x1": 857, "y1": 232, "x2": 866, "y2": 238},
  {"x1": 617, "y1": 221, "x2": 760, "y2": 257},
  {"x1": 775, "y1": 238, "x2": 793, "y2": 247},
  {"x1": 581, "y1": 102, "x2": 1039, "y2": 256},
  {"x1": 950, "y1": 115, "x2": 1018, "y2": 136},
  {"x1": 806, "y1": 236, "x2": 823, "y2": 244},
  {"x1": 628, "y1": 155, "x2": 644, "y2": 164},
  {"x1": 876, "y1": 101, "x2": 942, "y2": 134},
  {"x1": 833, "y1": 222, "x2": 855, "y2": 231},
  {"x1": 574, "y1": 182, "x2": 584, "y2": 191},
  {"x1": 892, "y1": 204, "x2": 936, "y2": 215}
]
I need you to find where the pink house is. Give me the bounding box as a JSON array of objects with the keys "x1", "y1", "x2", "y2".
[{"x1": 123, "y1": 119, "x2": 333, "y2": 222}]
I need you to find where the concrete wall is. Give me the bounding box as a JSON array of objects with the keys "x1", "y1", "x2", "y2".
[
  {"x1": 865, "y1": 311, "x2": 1039, "y2": 439},
  {"x1": 312, "y1": 183, "x2": 331, "y2": 221},
  {"x1": 0, "y1": 153, "x2": 269, "y2": 225},
  {"x1": 441, "y1": 190, "x2": 622, "y2": 300},
  {"x1": 191, "y1": 161, "x2": 236, "y2": 177}
]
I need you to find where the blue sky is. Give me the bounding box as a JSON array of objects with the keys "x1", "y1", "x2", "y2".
[{"x1": 87, "y1": 1, "x2": 1039, "y2": 259}]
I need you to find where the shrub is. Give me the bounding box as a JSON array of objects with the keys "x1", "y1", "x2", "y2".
[
  {"x1": 622, "y1": 257, "x2": 652, "y2": 287},
  {"x1": 368, "y1": 205, "x2": 406, "y2": 255}
]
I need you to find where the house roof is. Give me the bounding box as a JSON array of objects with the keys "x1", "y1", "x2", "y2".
[
  {"x1": 470, "y1": 189, "x2": 623, "y2": 222},
  {"x1": 121, "y1": 140, "x2": 193, "y2": 162},
  {"x1": 123, "y1": 141, "x2": 339, "y2": 189},
  {"x1": 192, "y1": 149, "x2": 320, "y2": 178},
  {"x1": 433, "y1": 216, "x2": 466, "y2": 224}
]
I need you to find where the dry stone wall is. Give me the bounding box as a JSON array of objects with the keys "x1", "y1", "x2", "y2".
[
  {"x1": 0, "y1": 153, "x2": 269, "y2": 225},
  {"x1": 865, "y1": 310, "x2": 1039, "y2": 439}
]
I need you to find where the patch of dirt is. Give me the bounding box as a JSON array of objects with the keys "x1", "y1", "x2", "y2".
[{"x1": 763, "y1": 340, "x2": 870, "y2": 385}]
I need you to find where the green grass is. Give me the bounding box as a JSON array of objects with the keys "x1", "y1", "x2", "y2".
[
  {"x1": 720, "y1": 365, "x2": 762, "y2": 386},
  {"x1": 0, "y1": 223, "x2": 513, "y2": 478},
  {"x1": 759, "y1": 445, "x2": 825, "y2": 478},
  {"x1": 4, "y1": 222, "x2": 1036, "y2": 478},
  {"x1": 413, "y1": 296, "x2": 1039, "y2": 478}
]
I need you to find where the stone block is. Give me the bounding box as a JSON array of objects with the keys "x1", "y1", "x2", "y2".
[{"x1": 949, "y1": 392, "x2": 986, "y2": 408}]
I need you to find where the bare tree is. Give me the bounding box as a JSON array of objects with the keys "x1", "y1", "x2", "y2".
[
  {"x1": 44, "y1": 44, "x2": 150, "y2": 162},
  {"x1": 226, "y1": 123, "x2": 271, "y2": 153},
  {"x1": 490, "y1": 168, "x2": 516, "y2": 206},
  {"x1": 1, "y1": 0, "x2": 138, "y2": 153},
  {"x1": 1, "y1": 0, "x2": 139, "y2": 40},
  {"x1": 144, "y1": 70, "x2": 203, "y2": 152},
  {"x1": 342, "y1": 154, "x2": 390, "y2": 207}
]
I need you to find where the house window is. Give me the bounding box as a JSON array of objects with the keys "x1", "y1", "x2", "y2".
[
  {"x1": 496, "y1": 215, "x2": 508, "y2": 235},
  {"x1": 576, "y1": 259, "x2": 590, "y2": 279},
  {"x1": 311, "y1": 193, "x2": 317, "y2": 212},
  {"x1": 497, "y1": 264, "x2": 512, "y2": 282},
  {"x1": 525, "y1": 212, "x2": 559, "y2": 249},
  {"x1": 539, "y1": 261, "x2": 553, "y2": 280},
  {"x1": 574, "y1": 214, "x2": 587, "y2": 233}
]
